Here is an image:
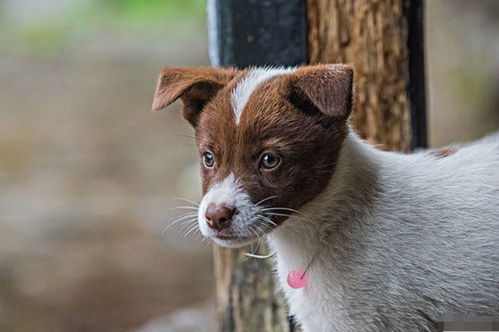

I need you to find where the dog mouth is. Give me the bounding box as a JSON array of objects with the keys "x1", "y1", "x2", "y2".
[
  {"x1": 208, "y1": 217, "x2": 279, "y2": 247},
  {"x1": 196, "y1": 191, "x2": 292, "y2": 247},
  {"x1": 214, "y1": 234, "x2": 247, "y2": 240}
]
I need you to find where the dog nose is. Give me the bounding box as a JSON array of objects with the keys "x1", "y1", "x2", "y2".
[{"x1": 205, "y1": 203, "x2": 235, "y2": 231}]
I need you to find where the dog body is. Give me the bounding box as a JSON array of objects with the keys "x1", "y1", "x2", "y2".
[
  {"x1": 269, "y1": 131, "x2": 499, "y2": 331},
  {"x1": 152, "y1": 65, "x2": 499, "y2": 331}
]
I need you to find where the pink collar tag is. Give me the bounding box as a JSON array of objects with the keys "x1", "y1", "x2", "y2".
[{"x1": 287, "y1": 269, "x2": 308, "y2": 289}]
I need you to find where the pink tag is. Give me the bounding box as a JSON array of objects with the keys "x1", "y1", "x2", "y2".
[{"x1": 287, "y1": 269, "x2": 308, "y2": 289}]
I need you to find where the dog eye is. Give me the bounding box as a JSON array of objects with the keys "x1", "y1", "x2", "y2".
[
  {"x1": 260, "y1": 152, "x2": 281, "y2": 170},
  {"x1": 202, "y1": 152, "x2": 215, "y2": 168}
]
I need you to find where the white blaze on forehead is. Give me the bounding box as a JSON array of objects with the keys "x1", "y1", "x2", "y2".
[{"x1": 231, "y1": 67, "x2": 296, "y2": 124}]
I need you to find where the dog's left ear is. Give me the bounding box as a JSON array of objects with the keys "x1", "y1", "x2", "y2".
[
  {"x1": 152, "y1": 67, "x2": 237, "y2": 127},
  {"x1": 287, "y1": 64, "x2": 354, "y2": 119}
]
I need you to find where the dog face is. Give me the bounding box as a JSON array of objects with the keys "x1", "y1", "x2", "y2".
[{"x1": 153, "y1": 65, "x2": 353, "y2": 247}]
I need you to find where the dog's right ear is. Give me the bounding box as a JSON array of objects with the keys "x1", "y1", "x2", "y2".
[{"x1": 152, "y1": 67, "x2": 237, "y2": 127}]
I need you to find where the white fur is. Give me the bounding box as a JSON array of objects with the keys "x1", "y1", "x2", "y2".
[
  {"x1": 231, "y1": 67, "x2": 296, "y2": 123},
  {"x1": 198, "y1": 173, "x2": 270, "y2": 247},
  {"x1": 268, "y1": 130, "x2": 499, "y2": 331}
]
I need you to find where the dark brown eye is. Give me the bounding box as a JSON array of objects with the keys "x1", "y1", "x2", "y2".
[
  {"x1": 202, "y1": 152, "x2": 215, "y2": 168},
  {"x1": 260, "y1": 152, "x2": 281, "y2": 170}
]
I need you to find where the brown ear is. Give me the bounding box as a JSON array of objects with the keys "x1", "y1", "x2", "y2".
[
  {"x1": 152, "y1": 67, "x2": 237, "y2": 126},
  {"x1": 287, "y1": 64, "x2": 354, "y2": 119}
]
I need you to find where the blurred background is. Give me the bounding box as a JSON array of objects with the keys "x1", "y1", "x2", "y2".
[{"x1": 0, "y1": 1, "x2": 498, "y2": 331}]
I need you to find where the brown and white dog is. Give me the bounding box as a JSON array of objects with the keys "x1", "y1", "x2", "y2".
[{"x1": 152, "y1": 65, "x2": 499, "y2": 331}]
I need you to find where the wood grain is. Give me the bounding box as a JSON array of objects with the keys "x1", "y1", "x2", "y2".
[
  {"x1": 308, "y1": 0, "x2": 414, "y2": 151},
  {"x1": 214, "y1": 246, "x2": 290, "y2": 331}
]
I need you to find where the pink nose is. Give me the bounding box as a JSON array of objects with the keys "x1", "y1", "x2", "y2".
[{"x1": 205, "y1": 203, "x2": 235, "y2": 231}]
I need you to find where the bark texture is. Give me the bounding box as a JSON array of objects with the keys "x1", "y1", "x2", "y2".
[
  {"x1": 308, "y1": 0, "x2": 414, "y2": 151},
  {"x1": 214, "y1": 246, "x2": 291, "y2": 332}
]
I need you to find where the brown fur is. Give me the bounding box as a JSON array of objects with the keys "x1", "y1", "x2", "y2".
[
  {"x1": 152, "y1": 67, "x2": 238, "y2": 126},
  {"x1": 432, "y1": 146, "x2": 458, "y2": 159},
  {"x1": 153, "y1": 64, "x2": 354, "y2": 223}
]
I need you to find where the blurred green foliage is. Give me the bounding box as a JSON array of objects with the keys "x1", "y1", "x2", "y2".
[
  {"x1": 15, "y1": 23, "x2": 70, "y2": 56},
  {"x1": 97, "y1": 0, "x2": 205, "y2": 22},
  {"x1": 0, "y1": 0, "x2": 206, "y2": 56}
]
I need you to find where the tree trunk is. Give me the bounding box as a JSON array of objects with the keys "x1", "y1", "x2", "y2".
[
  {"x1": 213, "y1": 246, "x2": 291, "y2": 332},
  {"x1": 209, "y1": 0, "x2": 426, "y2": 331},
  {"x1": 307, "y1": 0, "x2": 426, "y2": 151}
]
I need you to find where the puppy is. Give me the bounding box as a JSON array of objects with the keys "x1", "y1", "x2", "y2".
[{"x1": 152, "y1": 65, "x2": 499, "y2": 331}]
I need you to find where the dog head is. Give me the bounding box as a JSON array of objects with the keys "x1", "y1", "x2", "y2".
[{"x1": 153, "y1": 64, "x2": 354, "y2": 247}]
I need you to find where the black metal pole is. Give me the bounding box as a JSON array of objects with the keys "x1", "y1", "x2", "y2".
[
  {"x1": 207, "y1": 0, "x2": 308, "y2": 68},
  {"x1": 406, "y1": 0, "x2": 428, "y2": 149}
]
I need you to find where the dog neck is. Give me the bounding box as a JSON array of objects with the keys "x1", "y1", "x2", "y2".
[{"x1": 267, "y1": 128, "x2": 385, "y2": 280}]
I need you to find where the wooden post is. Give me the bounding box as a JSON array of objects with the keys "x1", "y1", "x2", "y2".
[
  {"x1": 308, "y1": 0, "x2": 427, "y2": 151},
  {"x1": 207, "y1": 0, "x2": 426, "y2": 330}
]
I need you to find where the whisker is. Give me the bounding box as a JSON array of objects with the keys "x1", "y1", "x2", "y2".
[
  {"x1": 262, "y1": 206, "x2": 313, "y2": 222},
  {"x1": 257, "y1": 215, "x2": 277, "y2": 227},
  {"x1": 162, "y1": 212, "x2": 198, "y2": 234},
  {"x1": 254, "y1": 224, "x2": 266, "y2": 236},
  {"x1": 252, "y1": 236, "x2": 262, "y2": 255},
  {"x1": 184, "y1": 224, "x2": 200, "y2": 237},
  {"x1": 172, "y1": 219, "x2": 197, "y2": 237},
  {"x1": 244, "y1": 252, "x2": 275, "y2": 259},
  {"x1": 171, "y1": 206, "x2": 199, "y2": 211},
  {"x1": 243, "y1": 226, "x2": 260, "y2": 261},
  {"x1": 252, "y1": 235, "x2": 262, "y2": 255},
  {"x1": 179, "y1": 218, "x2": 198, "y2": 232},
  {"x1": 172, "y1": 197, "x2": 200, "y2": 206},
  {"x1": 255, "y1": 195, "x2": 278, "y2": 207},
  {"x1": 255, "y1": 236, "x2": 262, "y2": 250},
  {"x1": 256, "y1": 218, "x2": 275, "y2": 232},
  {"x1": 169, "y1": 212, "x2": 198, "y2": 225},
  {"x1": 264, "y1": 211, "x2": 315, "y2": 225},
  {"x1": 250, "y1": 225, "x2": 260, "y2": 239},
  {"x1": 260, "y1": 222, "x2": 275, "y2": 232},
  {"x1": 264, "y1": 212, "x2": 293, "y2": 218},
  {"x1": 262, "y1": 207, "x2": 299, "y2": 213}
]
